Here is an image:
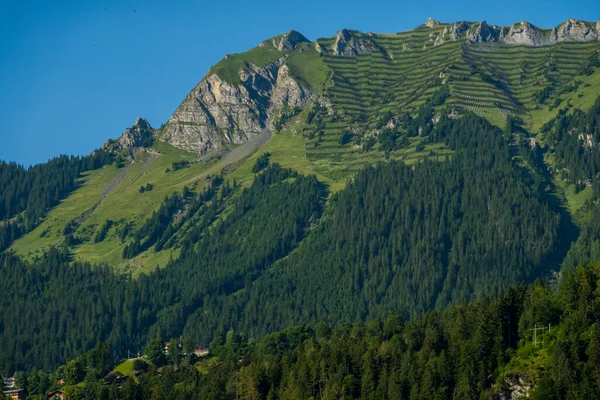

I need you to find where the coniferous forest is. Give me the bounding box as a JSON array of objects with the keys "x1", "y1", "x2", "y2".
[
  {"x1": 8, "y1": 264, "x2": 600, "y2": 399},
  {"x1": 0, "y1": 113, "x2": 570, "y2": 373}
]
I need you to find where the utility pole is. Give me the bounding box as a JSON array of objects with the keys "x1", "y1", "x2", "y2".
[
  {"x1": 530, "y1": 324, "x2": 548, "y2": 347},
  {"x1": 508, "y1": 318, "x2": 511, "y2": 348}
]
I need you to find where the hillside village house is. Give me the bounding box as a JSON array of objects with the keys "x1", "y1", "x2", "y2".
[
  {"x1": 2, "y1": 376, "x2": 16, "y2": 390},
  {"x1": 193, "y1": 346, "x2": 209, "y2": 357},
  {"x1": 47, "y1": 389, "x2": 65, "y2": 400},
  {"x1": 2, "y1": 376, "x2": 25, "y2": 400},
  {"x1": 163, "y1": 341, "x2": 209, "y2": 357},
  {"x1": 3, "y1": 388, "x2": 25, "y2": 400}
]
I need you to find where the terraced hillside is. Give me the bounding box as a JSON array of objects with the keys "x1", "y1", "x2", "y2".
[
  {"x1": 6, "y1": 18, "x2": 600, "y2": 273},
  {"x1": 315, "y1": 24, "x2": 600, "y2": 129}
]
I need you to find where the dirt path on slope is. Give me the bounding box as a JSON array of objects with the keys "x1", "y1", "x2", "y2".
[
  {"x1": 72, "y1": 163, "x2": 133, "y2": 226},
  {"x1": 184, "y1": 128, "x2": 272, "y2": 186},
  {"x1": 72, "y1": 149, "x2": 160, "y2": 227}
]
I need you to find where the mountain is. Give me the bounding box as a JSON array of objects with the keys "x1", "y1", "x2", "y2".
[
  {"x1": 2, "y1": 18, "x2": 600, "y2": 393},
  {"x1": 10, "y1": 17, "x2": 600, "y2": 271},
  {"x1": 148, "y1": 18, "x2": 600, "y2": 157}
]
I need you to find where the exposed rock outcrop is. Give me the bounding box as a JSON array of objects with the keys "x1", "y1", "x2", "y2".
[
  {"x1": 501, "y1": 372, "x2": 533, "y2": 400},
  {"x1": 274, "y1": 30, "x2": 310, "y2": 51},
  {"x1": 466, "y1": 21, "x2": 505, "y2": 43},
  {"x1": 502, "y1": 21, "x2": 550, "y2": 46},
  {"x1": 551, "y1": 18, "x2": 598, "y2": 42},
  {"x1": 433, "y1": 21, "x2": 470, "y2": 46},
  {"x1": 270, "y1": 64, "x2": 314, "y2": 109},
  {"x1": 332, "y1": 29, "x2": 375, "y2": 55},
  {"x1": 425, "y1": 18, "x2": 441, "y2": 28},
  {"x1": 433, "y1": 19, "x2": 600, "y2": 47},
  {"x1": 103, "y1": 118, "x2": 154, "y2": 153},
  {"x1": 162, "y1": 59, "x2": 313, "y2": 155}
]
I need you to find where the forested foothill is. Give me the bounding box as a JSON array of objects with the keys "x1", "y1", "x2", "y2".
[
  {"x1": 10, "y1": 264, "x2": 600, "y2": 399},
  {"x1": 0, "y1": 111, "x2": 574, "y2": 375},
  {"x1": 2, "y1": 71, "x2": 600, "y2": 398}
]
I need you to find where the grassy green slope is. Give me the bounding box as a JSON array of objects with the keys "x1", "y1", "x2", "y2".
[
  {"x1": 316, "y1": 25, "x2": 600, "y2": 130},
  {"x1": 12, "y1": 141, "x2": 220, "y2": 274}
]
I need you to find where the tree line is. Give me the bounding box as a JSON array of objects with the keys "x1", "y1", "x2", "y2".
[{"x1": 0, "y1": 150, "x2": 113, "y2": 251}]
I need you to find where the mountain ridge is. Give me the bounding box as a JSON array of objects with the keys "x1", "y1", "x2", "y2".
[{"x1": 106, "y1": 18, "x2": 600, "y2": 159}]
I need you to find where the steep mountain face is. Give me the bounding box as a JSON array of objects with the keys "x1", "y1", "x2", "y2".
[
  {"x1": 331, "y1": 29, "x2": 377, "y2": 55},
  {"x1": 433, "y1": 18, "x2": 600, "y2": 47},
  {"x1": 160, "y1": 31, "x2": 315, "y2": 155},
  {"x1": 551, "y1": 18, "x2": 599, "y2": 42},
  {"x1": 10, "y1": 18, "x2": 600, "y2": 272},
  {"x1": 272, "y1": 29, "x2": 309, "y2": 51}
]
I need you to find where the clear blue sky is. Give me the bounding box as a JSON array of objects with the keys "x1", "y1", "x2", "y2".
[{"x1": 1, "y1": 0, "x2": 598, "y2": 165}]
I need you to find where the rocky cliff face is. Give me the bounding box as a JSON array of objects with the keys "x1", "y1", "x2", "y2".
[
  {"x1": 466, "y1": 21, "x2": 505, "y2": 44},
  {"x1": 425, "y1": 18, "x2": 441, "y2": 28},
  {"x1": 430, "y1": 18, "x2": 600, "y2": 47},
  {"x1": 501, "y1": 21, "x2": 549, "y2": 46},
  {"x1": 270, "y1": 64, "x2": 314, "y2": 110},
  {"x1": 434, "y1": 22, "x2": 471, "y2": 46},
  {"x1": 332, "y1": 29, "x2": 376, "y2": 55},
  {"x1": 499, "y1": 372, "x2": 533, "y2": 400},
  {"x1": 103, "y1": 118, "x2": 154, "y2": 153},
  {"x1": 274, "y1": 30, "x2": 310, "y2": 51},
  {"x1": 551, "y1": 18, "x2": 599, "y2": 42},
  {"x1": 161, "y1": 56, "x2": 313, "y2": 155}
]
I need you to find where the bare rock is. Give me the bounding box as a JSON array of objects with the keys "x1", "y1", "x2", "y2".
[
  {"x1": 502, "y1": 21, "x2": 551, "y2": 46},
  {"x1": 162, "y1": 58, "x2": 312, "y2": 155},
  {"x1": 332, "y1": 29, "x2": 375, "y2": 55},
  {"x1": 433, "y1": 19, "x2": 599, "y2": 47},
  {"x1": 434, "y1": 21, "x2": 470, "y2": 46},
  {"x1": 315, "y1": 41, "x2": 324, "y2": 54},
  {"x1": 103, "y1": 118, "x2": 154, "y2": 153},
  {"x1": 275, "y1": 30, "x2": 310, "y2": 51},
  {"x1": 425, "y1": 18, "x2": 441, "y2": 28},
  {"x1": 467, "y1": 21, "x2": 504, "y2": 43},
  {"x1": 270, "y1": 64, "x2": 314, "y2": 110},
  {"x1": 503, "y1": 372, "x2": 533, "y2": 400},
  {"x1": 551, "y1": 18, "x2": 598, "y2": 43}
]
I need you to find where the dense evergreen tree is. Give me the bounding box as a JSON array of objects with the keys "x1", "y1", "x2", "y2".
[{"x1": 542, "y1": 96, "x2": 600, "y2": 190}]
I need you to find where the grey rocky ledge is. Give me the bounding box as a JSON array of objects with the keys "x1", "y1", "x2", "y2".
[
  {"x1": 274, "y1": 30, "x2": 310, "y2": 51},
  {"x1": 161, "y1": 58, "x2": 313, "y2": 155},
  {"x1": 430, "y1": 18, "x2": 600, "y2": 47},
  {"x1": 103, "y1": 117, "x2": 154, "y2": 153},
  {"x1": 332, "y1": 29, "x2": 376, "y2": 56}
]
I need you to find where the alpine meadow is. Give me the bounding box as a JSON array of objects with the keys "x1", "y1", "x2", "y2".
[{"x1": 3, "y1": 15, "x2": 600, "y2": 400}]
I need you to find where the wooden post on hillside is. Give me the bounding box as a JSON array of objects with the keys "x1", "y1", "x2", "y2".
[{"x1": 530, "y1": 324, "x2": 548, "y2": 347}]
